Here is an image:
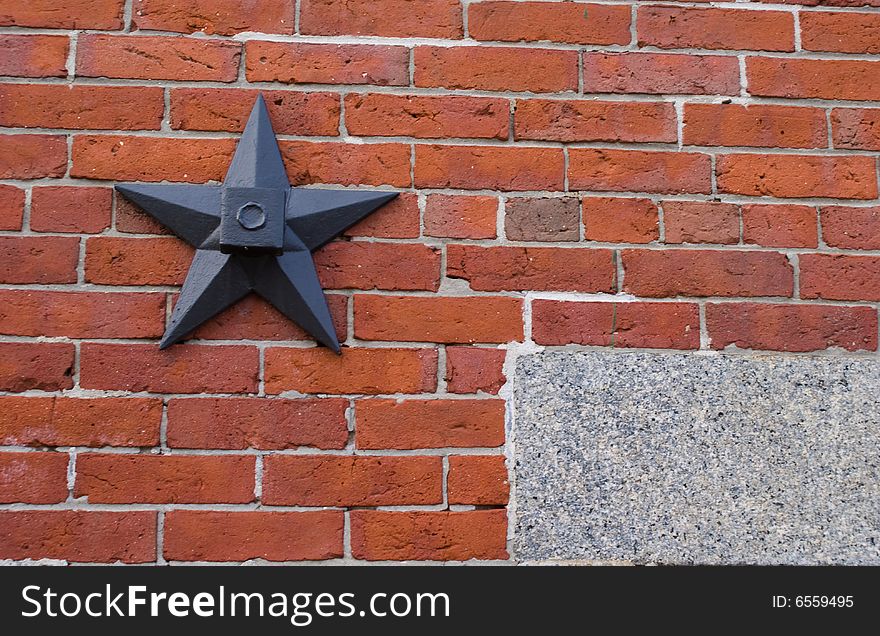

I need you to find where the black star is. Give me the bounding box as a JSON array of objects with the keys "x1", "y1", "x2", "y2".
[{"x1": 116, "y1": 95, "x2": 398, "y2": 352}]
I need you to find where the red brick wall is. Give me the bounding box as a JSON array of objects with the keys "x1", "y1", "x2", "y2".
[{"x1": 1, "y1": 0, "x2": 878, "y2": 563}]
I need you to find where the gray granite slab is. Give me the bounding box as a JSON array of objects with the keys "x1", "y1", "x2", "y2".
[{"x1": 512, "y1": 351, "x2": 880, "y2": 564}]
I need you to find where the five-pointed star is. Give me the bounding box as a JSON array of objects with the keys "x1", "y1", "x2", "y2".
[{"x1": 116, "y1": 95, "x2": 398, "y2": 353}]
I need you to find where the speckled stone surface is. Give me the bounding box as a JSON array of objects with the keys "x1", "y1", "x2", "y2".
[{"x1": 512, "y1": 351, "x2": 880, "y2": 565}]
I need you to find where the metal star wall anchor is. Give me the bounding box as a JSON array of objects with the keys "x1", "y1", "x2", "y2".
[{"x1": 116, "y1": 94, "x2": 398, "y2": 352}]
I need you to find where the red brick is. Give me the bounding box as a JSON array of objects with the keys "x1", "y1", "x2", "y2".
[
  {"x1": 80, "y1": 343, "x2": 259, "y2": 394},
  {"x1": 0, "y1": 185, "x2": 24, "y2": 230},
  {"x1": 0, "y1": 0, "x2": 122, "y2": 29},
  {"x1": 716, "y1": 154, "x2": 877, "y2": 199},
  {"x1": 821, "y1": 206, "x2": 880, "y2": 249},
  {"x1": 515, "y1": 99, "x2": 676, "y2": 143},
  {"x1": 832, "y1": 108, "x2": 880, "y2": 150},
  {"x1": 356, "y1": 399, "x2": 504, "y2": 450},
  {"x1": 350, "y1": 510, "x2": 507, "y2": 561},
  {"x1": 77, "y1": 34, "x2": 241, "y2": 82},
  {"x1": 638, "y1": 6, "x2": 794, "y2": 51},
  {"x1": 622, "y1": 249, "x2": 794, "y2": 298},
  {"x1": 505, "y1": 197, "x2": 579, "y2": 242},
  {"x1": 345, "y1": 94, "x2": 508, "y2": 140},
  {"x1": 747, "y1": 57, "x2": 880, "y2": 101},
  {"x1": 171, "y1": 88, "x2": 339, "y2": 135},
  {"x1": 469, "y1": 2, "x2": 630, "y2": 45},
  {"x1": 0, "y1": 343, "x2": 74, "y2": 393},
  {"x1": 344, "y1": 193, "x2": 420, "y2": 239},
  {"x1": 683, "y1": 104, "x2": 827, "y2": 149},
  {"x1": 0, "y1": 34, "x2": 66, "y2": 79},
  {"x1": 533, "y1": 300, "x2": 700, "y2": 349},
  {"x1": 707, "y1": 302, "x2": 877, "y2": 352},
  {"x1": 263, "y1": 456, "x2": 443, "y2": 506},
  {"x1": 801, "y1": 11, "x2": 880, "y2": 54},
  {"x1": 301, "y1": 0, "x2": 462, "y2": 38},
  {"x1": 424, "y1": 194, "x2": 497, "y2": 239},
  {"x1": 281, "y1": 141, "x2": 411, "y2": 187},
  {"x1": 0, "y1": 291, "x2": 164, "y2": 339},
  {"x1": 0, "y1": 453, "x2": 68, "y2": 504},
  {"x1": 31, "y1": 186, "x2": 112, "y2": 233},
  {"x1": 445, "y1": 347, "x2": 507, "y2": 395},
  {"x1": 85, "y1": 236, "x2": 193, "y2": 286},
  {"x1": 742, "y1": 204, "x2": 818, "y2": 248},
  {"x1": 0, "y1": 511, "x2": 156, "y2": 563},
  {"x1": 116, "y1": 195, "x2": 170, "y2": 234},
  {"x1": 315, "y1": 242, "x2": 440, "y2": 291},
  {"x1": 0, "y1": 236, "x2": 79, "y2": 284},
  {"x1": 245, "y1": 41, "x2": 408, "y2": 86},
  {"x1": 583, "y1": 52, "x2": 740, "y2": 95},
  {"x1": 265, "y1": 347, "x2": 437, "y2": 395},
  {"x1": 164, "y1": 511, "x2": 342, "y2": 562},
  {"x1": 133, "y1": 0, "x2": 295, "y2": 35},
  {"x1": 447, "y1": 245, "x2": 616, "y2": 292},
  {"x1": 583, "y1": 197, "x2": 659, "y2": 243},
  {"x1": 662, "y1": 201, "x2": 740, "y2": 245},
  {"x1": 415, "y1": 46, "x2": 578, "y2": 93},
  {"x1": 75, "y1": 454, "x2": 254, "y2": 504},
  {"x1": 0, "y1": 134, "x2": 66, "y2": 179},
  {"x1": 800, "y1": 254, "x2": 880, "y2": 301},
  {"x1": 415, "y1": 145, "x2": 564, "y2": 191},
  {"x1": 167, "y1": 397, "x2": 348, "y2": 450},
  {"x1": 0, "y1": 396, "x2": 162, "y2": 447},
  {"x1": 569, "y1": 149, "x2": 712, "y2": 194},
  {"x1": 447, "y1": 456, "x2": 509, "y2": 506}
]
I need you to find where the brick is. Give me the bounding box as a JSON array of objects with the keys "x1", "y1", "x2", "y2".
[
  {"x1": 683, "y1": 104, "x2": 827, "y2": 149},
  {"x1": 716, "y1": 154, "x2": 877, "y2": 199},
  {"x1": 72, "y1": 135, "x2": 234, "y2": 182},
  {"x1": 832, "y1": 108, "x2": 880, "y2": 150},
  {"x1": 0, "y1": 35, "x2": 68, "y2": 78},
  {"x1": 315, "y1": 242, "x2": 440, "y2": 291},
  {"x1": 0, "y1": 185, "x2": 24, "y2": 230},
  {"x1": 415, "y1": 145, "x2": 564, "y2": 191},
  {"x1": 75, "y1": 454, "x2": 254, "y2": 504},
  {"x1": 133, "y1": 0, "x2": 295, "y2": 35},
  {"x1": 662, "y1": 201, "x2": 740, "y2": 245},
  {"x1": 263, "y1": 456, "x2": 443, "y2": 506},
  {"x1": 0, "y1": 396, "x2": 162, "y2": 447},
  {"x1": 0, "y1": 453, "x2": 68, "y2": 504},
  {"x1": 80, "y1": 343, "x2": 259, "y2": 394},
  {"x1": 415, "y1": 46, "x2": 578, "y2": 93},
  {"x1": 801, "y1": 11, "x2": 880, "y2": 54},
  {"x1": 265, "y1": 347, "x2": 437, "y2": 395},
  {"x1": 301, "y1": 0, "x2": 462, "y2": 38},
  {"x1": 0, "y1": 0, "x2": 123, "y2": 29},
  {"x1": 742, "y1": 204, "x2": 818, "y2": 248},
  {"x1": 447, "y1": 456, "x2": 509, "y2": 506},
  {"x1": 622, "y1": 249, "x2": 794, "y2": 298},
  {"x1": 532, "y1": 300, "x2": 700, "y2": 349},
  {"x1": 281, "y1": 141, "x2": 411, "y2": 187},
  {"x1": 505, "y1": 197, "x2": 579, "y2": 242},
  {"x1": 164, "y1": 511, "x2": 342, "y2": 562},
  {"x1": 638, "y1": 7, "x2": 795, "y2": 52},
  {"x1": 747, "y1": 57, "x2": 880, "y2": 101},
  {"x1": 344, "y1": 193, "x2": 420, "y2": 239},
  {"x1": 85, "y1": 236, "x2": 193, "y2": 286},
  {"x1": 171, "y1": 89, "x2": 339, "y2": 135},
  {"x1": 31, "y1": 186, "x2": 112, "y2": 233},
  {"x1": 354, "y1": 295, "x2": 523, "y2": 344},
  {"x1": 345, "y1": 94, "x2": 508, "y2": 140},
  {"x1": 77, "y1": 34, "x2": 241, "y2": 82},
  {"x1": 469, "y1": 2, "x2": 630, "y2": 45},
  {"x1": 447, "y1": 245, "x2": 616, "y2": 292},
  {"x1": 166, "y1": 397, "x2": 348, "y2": 450},
  {"x1": 515, "y1": 99, "x2": 676, "y2": 143},
  {"x1": 569, "y1": 149, "x2": 712, "y2": 194},
  {"x1": 0, "y1": 236, "x2": 79, "y2": 284},
  {"x1": 116, "y1": 195, "x2": 170, "y2": 234},
  {"x1": 821, "y1": 206, "x2": 880, "y2": 250},
  {"x1": 245, "y1": 41, "x2": 409, "y2": 86},
  {"x1": 445, "y1": 347, "x2": 507, "y2": 395},
  {"x1": 350, "y1": 510, "x2": 508, "y2": 561},
  {"x1": 0, "y1": 511, "x2": 156, "y2": 563},
  {"x1": 583, "y1": 197, "x2": 659, "y2": 243},
  {"x1": 0, "y1": 291, "x2": 165, "y2": 339},
  {"x1": 800, "y1": 254, "x2": 880, "y2": 301},
  {"x1": 707, "y1": 302, "x2": 877, "y2": 352},
  {"x1": 583, "y1": 52, "x2": 740, "y2": 95},
  {"x1": 424, "y1": 194, "x2": 497, "y2": 239},
  {"x1": 0, "y1": 134, "x2": 66, "y2": 179},
  {"x1": 356, "y1": 399, "x2": 504, "y2": 450}
]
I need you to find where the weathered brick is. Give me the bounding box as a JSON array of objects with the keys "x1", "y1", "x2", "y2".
[
  {"x1": 0, "y1": 236, "x2": 79, "y2": 284},
  {"x1": 800, "y1": 254, "x2": 880, "y2": 301},
  {"x1": 133, "y1": 0, "x2": 295, "y2": 35},
  {"x1": 447, "y1": 455, "x2": 509, "y2": 506},
  {"x1": 505, "y1": 197, "x2": 579, "y2": 242},
  {"x1": 315, "y1": 242, "x2": 440, "y2": 291},
  {"x1": 832, "y1": 108, "x2": 880, "y2": 150},
  {"x1": 31, "y1": 186, "x2": 112, "y2": 233},
  {"x1": 424, "y1": 194, "x2": 497, "y2": 239},
  {"x1": 683, "y1": 104, "x2": 827, "y2": 149},
  {"x1": 415, "y1": 145, "x2": 564, "y2": 191},
  {"x1": 345, "y1": 193, "x2": 420, "y2": 239},
  {"x1": 821, "y1": 206, "x2": 880, "y2": 249},
  {"x1": 0, "y1": 0, "x2": 123, "y2": 29},
  {"x1": 800, "y1": 11, "x2": 880, "y2": 54},
  {"x1": 583, "y1": 197, "x2": 659, "y2": 243},
  {"x1": 515, "y1": 99, "x2": 676, "y2": 143},
  {"x1": 569, "y1": 149, "x2": 712, "y2": 194},
  {"x1": 85, "y1": 236, "x2": 193, "y2": 286},
  {"x1": 742, "y1": 204, "x2": 818, "y2": 248},
  {"x1": 638, "y1": 6, "x2": 795, "y2": 51},
  {"x1": 0, "y1": 185, "x2": 24, "y2": 231},
  {"x1": 747, "y1": 57, "x2": 880, "y2": 101},
  {"x1": 662, "y1": 201, "x2": 740, "y2": 245},
  {"x1": 583, "y1": 52, "x2": 740, "y2": 95},
  {"x1": 469, "y1": 2, "x2": 630, "y2": 45},
  {"x1": 0, "y1": 452, "x2": 68, "y2": 504},
  {"x1": 445, "y1": 347, "x2": 507, "y2": 395},
  {"x1": 281, "y1": 141, "x2": 411, "y2": 187},
  {"x1": 301, "y1": 0, "x2": 462, "y2": 38},
  {"x1": 116, "y1": 195, "x2": 170, "y2": 234},
  {"x1": 0, "y1": 35, "x2": 68, "y2": 78},
  {"x1": 0, "y1": 134, "x2": 67, "y2": 179}
]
